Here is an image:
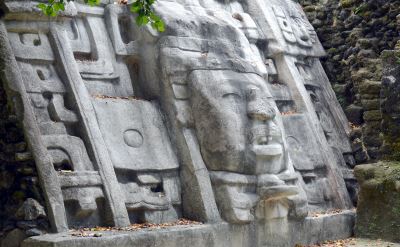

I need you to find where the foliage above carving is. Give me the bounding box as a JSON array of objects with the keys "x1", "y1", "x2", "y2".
[{"x1": 38, "y1": 0, "x2": 165, "y2": 32}]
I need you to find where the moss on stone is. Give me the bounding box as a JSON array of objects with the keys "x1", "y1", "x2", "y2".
[
  {"x1": 355, "y1": 162, "x2": 400, "y2": 242},
  {"x1": 381, "y1": 50, "x2": 400, "y2": 61},
  {"x1": 353, "y1": 3, "x2": 369, "y2": 15},
  {"x1": 382, "y1": 137, "x2": 400, "y2": 161},
  {"x1": 363, "y1": 110, "x2": 382, "y2": 121},
  {"x1": 340, "y1": 0, "x2": 355, "y2": 8}
]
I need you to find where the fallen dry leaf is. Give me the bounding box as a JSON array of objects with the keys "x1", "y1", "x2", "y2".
[{"x1": 69, "y1": 219, "x2": 202, "y2": 237}]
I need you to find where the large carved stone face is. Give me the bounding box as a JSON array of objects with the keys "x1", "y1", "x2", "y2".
[{"x1": 190, "y1": 70, "x2": 287, "y2": 175}]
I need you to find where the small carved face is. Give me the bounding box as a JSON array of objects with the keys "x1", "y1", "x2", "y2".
[
  {"x1": 273, "y1": 3, "x2": 316, "y2": 49},
  {"x1": 190, "y1": 70, "x2": 287, "y2": 175},
  {"x1": 289, "y1": 11, "x2": 314, "y2": 48}
]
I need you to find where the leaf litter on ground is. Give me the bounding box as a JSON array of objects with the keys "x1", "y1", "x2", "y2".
[{"x1": 70, "y1": 219, "x2": 202, "y2": 237}]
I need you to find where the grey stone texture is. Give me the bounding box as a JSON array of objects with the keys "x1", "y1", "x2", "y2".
[
  {"x1": 1, "y1": 228, "x2": 27, "y2": 247},
  {"x1": 354, "y1": 162, "x2": 400, "y2": 243},
  {"x1": 0, "y1": 0, "x2": 356, "y2": 246},
  {"x1": 380, "y1": 49, "x2": 400, "y2": 160},
  {"x1": 299, "y1": 0, "x2": 400, "y2": 162},
  {"x1": 0, "y1": 27, "x2": 50, "y2": 244},
  {"x1": 15, "y1": 198, "x2": 46, "y2": 221},
  {"x1": 23, "y1": 211, "x2": 355, "y2": 247}
]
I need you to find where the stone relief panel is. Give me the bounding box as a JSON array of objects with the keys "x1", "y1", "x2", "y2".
[
  {"x1": 298, "y1": 58, "x2": 357, "y2": 205},
  {"x1": 92, "y1": 99, "x2": 181, "y2": 223},
  {"x1": 160, "y1": 0, "x2": 352, "y2": 213},
  {"x1": 272, "y1": 5, "x2": 316, "y2": 49},
  {"x1": 282, "y1": 115, "x2": 335, "y2": 211},
  {"x1": 189, "y1": 70, "x2": 307, "y2": 223},
  {"x1": 151, "y1": 0, "x2": 309, "y2": 226},
  {"x1": 64, "y1": 13, "x2": 134, "y2": 97},
  {"x1": 0, "y1": 0, "x2": 355, "y2": 234},
  {"x1": 245, "y1": 0, "x2": 325, "y2": 57},
  {"x1": 237, "y1": 0, "x2": 354, "y2": 210},
  {"x1": 1, "y1": 0, "x2": 182, "y2": 230},
  {"x1": 5, "y1": 22, "x2": 108, "y2": 228},
  {"x1": 61, "y1": 6, "x2": 182, "y2": 224}
]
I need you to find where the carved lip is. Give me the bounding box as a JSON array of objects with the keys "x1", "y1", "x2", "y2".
[
  {"x1": 258, "y1": 185, "x2": 299, "y2": 200},
  {"x1": 125, "y1": 199, "x2": 169, "y2": 211},
  {"x1": 251, "y1": 144, "x2": 283, "y2": 157}
]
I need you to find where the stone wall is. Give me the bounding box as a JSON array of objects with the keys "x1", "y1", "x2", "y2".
[
  {"x1": 380, "y1": 49, "x2": 400, "y2": 160},
  {"x1": 0, "y1": 77, "x2": 49, "y2": 245},
  {"x1": 299, "y1": 1, "x2": 400, "y2": 242},
  {"x1": 354, "y1": 162, "x2": 400, "y2": 242},
  {"x1": 299, "y1": 0, "x2": 400, "y2": 162}
]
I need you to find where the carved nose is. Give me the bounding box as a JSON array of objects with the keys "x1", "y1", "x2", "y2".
[
  {"x1": 299, "y1": 32, "x2": 310, "y2": 42},
  {"x1": 247, "y1": 88, "x2": 275, "y2": 121},
  {"x1": 298, "y1": 26, "x2": 310, "y2": 41}
]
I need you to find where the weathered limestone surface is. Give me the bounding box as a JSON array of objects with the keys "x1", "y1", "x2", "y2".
[
  {"x1": 22, "y1": 211, "x2": 355, "y2": 247},
  {"x1": 0, "y1": 0, "x2": 356, "y2": 246},
  {"x1": 0, "y1": 7, "x2": 51, "y2": 246},
  {"x1": 354, "y1": 162, "x2": 400, "y2": 243},
  {"x1": 380, "y1": 49, "x2": 400, "y2": 160}
]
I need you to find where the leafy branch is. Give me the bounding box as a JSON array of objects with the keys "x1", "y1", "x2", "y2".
[
  {"x1": 130, "y1": 0, "x2": 164, "y2": 32},
  {"x1": 38, "y1": 0, "x2": 165, "y2": 32}
]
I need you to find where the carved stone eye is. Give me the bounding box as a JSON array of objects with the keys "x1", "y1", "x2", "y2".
[
  {"x1": 222, "y1": 93, "x2": 242, "y2": 100},
  {"x1": 37, "y1": 69, "x2": 46, "y2": 80},
  {"x1": 36, "y1": 67, "x2": 51, "y2": 80},
  {"x1": 232, "y1": 13, "x2": 244, "y2": 22}
]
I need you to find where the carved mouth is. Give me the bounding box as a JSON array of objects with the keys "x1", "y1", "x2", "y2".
[
  {"x1": 249, "y1": 124, "x2": 282, "y2": 145},
  {"x1": 251, "y1": 144, "x2": 283, "y2": 157},
  {"x1": 125, "y1": 195, "x2": 170, "y2": 211},
  {"x1": 254, "y1": 136, "x2": 270, "y2": 145}
]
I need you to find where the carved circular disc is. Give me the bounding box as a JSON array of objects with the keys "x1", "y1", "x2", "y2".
[{"x1": 123, "y1": 129, "x2": 143, "y2": 148}]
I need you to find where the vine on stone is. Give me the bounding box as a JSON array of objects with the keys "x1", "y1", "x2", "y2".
[{"x1": 38, "y1": 0, "x2": 165, "y2": 32}]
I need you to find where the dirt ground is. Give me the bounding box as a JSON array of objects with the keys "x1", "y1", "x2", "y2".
[{"x1": 303, "y1": 238, "x2": 400, "y2": 247}]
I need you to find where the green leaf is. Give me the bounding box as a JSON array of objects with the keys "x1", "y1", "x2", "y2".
[
  {"x1": 85, "y1": 0, "x2": 100, "y2": 7},
  {"x1": 149, "y1": 12, "x2": 160, "y2": 22},
  {"x1": 136, "y1": 15, "x2": 144, "y2": 26},
  {"x1": 38, "y1": 0, "x2": 165, "y2": 32},
  {"x1": 136, "y1": 14, "x2": 150, "y2": 26},
  {"x1": 155, "y1": 20, "x2": 165, "y2": 32},
  {"x1": 37, "y1": 3, "x2": 47, "y2": 11},
  {"x1": 45, "y1": 5, "x2": 54, "y2": 16},
  {"x1": 53, "y1": 2, "x2": 65, "y2": 12},
  {"x1": 130, "y1": 3, "x2": 142, "y2": 13}
]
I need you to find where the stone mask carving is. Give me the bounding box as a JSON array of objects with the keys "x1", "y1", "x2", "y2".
[
  {"x1": 188, "y1": 70, "x2": 305, "y2": 223},
  {"x1": 145, "y1": 0, "x2": 311, "y2": 224},
  {"x1": 190, "y1": 71, "x2": 285, "y2": 176}
]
